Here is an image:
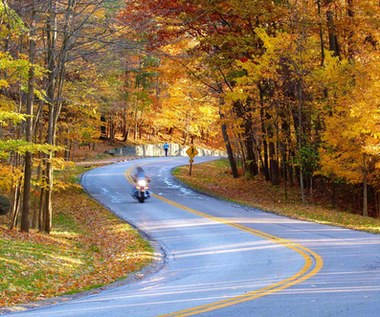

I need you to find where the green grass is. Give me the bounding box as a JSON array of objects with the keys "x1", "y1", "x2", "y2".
[
  {"x1": 54, "y1": 212, "x2": 80, "y2": 233},
  {"x1": 0, "y1": 236, "x2": 85, "y2": 295}
]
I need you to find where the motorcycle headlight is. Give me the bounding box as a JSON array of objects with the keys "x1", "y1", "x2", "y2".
[{"x1": 137, "y1": 179, "x2": 146, "y2": 187}]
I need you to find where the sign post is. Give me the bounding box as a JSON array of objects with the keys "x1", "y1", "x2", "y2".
[{"x1": 186, "y1": 145, "x2": 199, "y2": 176}]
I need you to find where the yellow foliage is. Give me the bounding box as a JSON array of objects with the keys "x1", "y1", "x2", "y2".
[
  {"x1": 0, "y1": 164, "x2": 22, "y2": 192},
  {"x1": 155, "y1": 58, "x2": 220, "y2": 139},
  {"x1": 320, "y1": 56, "x2": 380, "y2": 184}
]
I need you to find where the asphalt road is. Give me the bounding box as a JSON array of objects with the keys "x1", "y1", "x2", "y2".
[{"x1": 3, "y1": 157, "x2": 380, "y2": 317}]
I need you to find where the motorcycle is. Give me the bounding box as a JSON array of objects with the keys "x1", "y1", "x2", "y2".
[{"x1": 133, "y1": 178, "x2": 150, "y2": 203}]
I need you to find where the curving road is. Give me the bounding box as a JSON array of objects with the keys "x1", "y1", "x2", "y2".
[{"x1": 3, "y1": 157, "x2": 380, "y2": 317}]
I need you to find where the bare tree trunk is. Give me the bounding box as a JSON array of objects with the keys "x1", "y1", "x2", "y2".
[
  {"x1": 347, "y1": 0, "x2": 355, "y2": 61},
  {"x1": 326, "y1": 10, "x2": 340, "y2": 57},
  {"x1": 259, "y1": 86, "x2": 270, "y2": 181},
  {"x1": 281, "y1": 143, "x2": 288, "y2": 200},
  {"x1": 317, "y1": 0, "x2": 325, "y2": 65},
  {"x1": 244, "y1": 122, "x2": 259, "y2": 177},
  {"x1": 298, "y1": 81, "x2": 306, "y2": 204},
  {"x1": 21, "y1": 0, "x2": 36, "y2": 233},
  {"x1": 295, "y1": 2, "x2": 307, "y2": 204},
  {"x1": 134, "y1": 107, "x2": 138, "y2": 141},
  {"x1": 363, "y1": 154, "x2": 368, "y2": 217},
  {"x1": 237, "y1": 138, "x2": 246, "y2": 175},
  {"x1": 108, "y1": 114, "x2": 114, "y2": 142},
  {"x1": 39, "y1": 184, "x2": 46, "y2": 232},
  {"x1": 10, "y1": 179, "x2": 22, "y2": 230},
  {"x1": 122, "y1": 109, "x2": 130, "y2": 142},
  {"x1": 219, "y1": 97, "x2": 239, "y2": 178},
  {"x1": 42, "y1": 0, "x2": 57, "y2": 234},
  {"x1": 43, "y1": 159, "x2": 53, "y2": 233},
  {"x1": 31, "y1": 158, "x2": 42, "y2": 228},
  {"x1": 42, "y1": 0, "x2": 78, "y2": 233},
  {"x1": 269, "y1": 141, "x2": 280, "y2": 185}
]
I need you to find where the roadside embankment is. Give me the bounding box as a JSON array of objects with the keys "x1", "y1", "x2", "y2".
[
  {"x1": 0, "y1": 164, "x2": 152, "y2": 310},
  {"x1": 173, "y1": 159, "x2": 380, "y2": 234}
]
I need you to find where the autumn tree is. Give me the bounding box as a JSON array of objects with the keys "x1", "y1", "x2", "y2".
[
  {"x1": 122, "y1": 0, "x2": 380, "y2": 211},
  {"x1": 0, "y1": 1, "x2": 50, "y2": 231},
  {"x1": 120, "y1": 0, "x2": 243, "y2": 176},
  {"x1": 156, "y1": 59, "x2": 220, "y2": 144},
  {"x1": 319, "y1": 50, "x2": 380, "y2": 217},
  {"x1": 3, "y1": 0, "x2": 380, "y2": 224},
  {"x1": 2, "y1": 0, "x2": 126, "y2": 232}
]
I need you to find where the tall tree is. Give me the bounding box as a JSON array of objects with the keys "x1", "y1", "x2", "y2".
[
  {"x1": 21, "y1": 0, "x2": 36, "y2": 232},
  {"x1": 5, "y1": 0, "x2": 125, "y2": 232}
]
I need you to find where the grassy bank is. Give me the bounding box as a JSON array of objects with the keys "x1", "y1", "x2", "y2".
[
  {"x1": 173, "y1": 159, "x2": 380, "y2": 234},
  {"x1": 0, "y1": 165, "x2": 152, "y2": 308}
]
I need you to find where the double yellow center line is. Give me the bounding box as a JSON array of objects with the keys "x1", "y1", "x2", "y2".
[{"x1": 125, "y1": 163, "x2": 323, "y2": 317}]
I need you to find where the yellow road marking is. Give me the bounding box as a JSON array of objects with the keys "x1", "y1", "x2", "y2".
[{"x1": 124, "y1": 163, "x2": 323, "y2": 317}]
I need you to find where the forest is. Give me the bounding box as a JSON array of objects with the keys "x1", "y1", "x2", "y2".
[{"x1": 1, "y1": 0, "x2": 380, "y2": 234}]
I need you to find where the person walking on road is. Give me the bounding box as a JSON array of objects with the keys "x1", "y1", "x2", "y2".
[{"x1": 163, "y1": 142, "x2": 169, "y2": 156}]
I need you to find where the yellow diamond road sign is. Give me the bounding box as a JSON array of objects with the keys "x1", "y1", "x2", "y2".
[{"x1": 186, "y1": 145, "x2": 199, "y2": 159}]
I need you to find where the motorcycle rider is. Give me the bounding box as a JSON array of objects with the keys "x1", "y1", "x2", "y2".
[{"x1": 131, "y1": 166, "x2": 151, "y2": 200}]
